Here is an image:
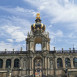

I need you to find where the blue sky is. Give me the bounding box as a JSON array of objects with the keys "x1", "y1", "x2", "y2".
[{"x1": 0, "y1": 0, "x2": 77, "y2": 51}]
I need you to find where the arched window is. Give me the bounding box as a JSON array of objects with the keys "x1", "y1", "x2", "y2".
[
  {"x1": 73, "y1": 58, "x2": 77, "y2": 68},
  {"x1": 35, "y1": 44, "x2": 42, "y2": 51},
  {"x1": 65, "y1": 58, "x2": 71, "y2": 68},
  {"x1": 0, "y1": 59, "x2": 3, "y2": 68},
  {"x1": 14, "y1": 59, "x2": 19, "y2": 68},
  {"x1": 6, "y1": 59, "x2": 11, "y2": 68},
  {"x1": 57, "y1": 58, "x2": 63, "y2": 68}
]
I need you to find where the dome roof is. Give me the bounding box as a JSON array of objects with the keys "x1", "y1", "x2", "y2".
[
  {"x1": 31, "y1": 13, "x2": 46, "y2": 32},
  {"x1": 31, "y1": 23, "x2": 45, "y2": 32}
]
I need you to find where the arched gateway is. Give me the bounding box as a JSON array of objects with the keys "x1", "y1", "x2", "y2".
[
  {"x1": 34, "y1": 57, "x2": 43, "y2": 77},
  {"x1": 26, "y1": 13, "x2": 50, "y2": 77}
]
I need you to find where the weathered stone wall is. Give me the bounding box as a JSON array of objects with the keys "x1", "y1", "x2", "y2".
[{"x1": 0, "y1": 51, "x2": 77, "y2": 77}]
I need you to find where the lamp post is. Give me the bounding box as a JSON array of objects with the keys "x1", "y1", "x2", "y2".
[
  {"x1": 19, "y1": 67, "x2": 22, "y2": 77},
  {"x1": 64, "y1": 68, "x2": 69, "y2": 77},
  {"x1": 7, "y1": 66, "x2": 12, "y2": 77}
]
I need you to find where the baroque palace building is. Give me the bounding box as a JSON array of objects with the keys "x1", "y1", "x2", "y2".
[{"x1": 0, "y1": 13, "x2": 77, "y2": 77}]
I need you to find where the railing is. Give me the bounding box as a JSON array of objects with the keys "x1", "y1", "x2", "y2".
[
  {"x1": 53, "y1": 50, "x2": 77, "y2": 53},
  {"x1": 0, "y1": 50, "x2": 77, "y2": 54},
  {"x1": 0, "y1": 51, "x2": 28, "y2": 54},
  {"x1": 50, "y1": 50, "x2": 77, "y2": 54}
]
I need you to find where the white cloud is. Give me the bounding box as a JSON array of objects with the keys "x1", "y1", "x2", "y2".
[
  {"x1": 7, "y1": 39, "x2": 13, "y2": 42},
  {"x1": 0, "y1": 6, "x2": 37, "y2": 17},
  {"x1": 49, "y1": 30, "x2": 63, "y2": 38},
  {"x1": 48, "y1": 25, "x2": 52, "y2": 28},
  {"x1": 0, "y1": 41, "x2": 26, "y2": 51},
  {"x1": 2, "y1": 25, "x2": 26, "y2": 42},
  {"x1": 0, "y1": 16, "x2": 32, "y2": 42},
  {"x1": 25, "y1": 0, "x2": 77, "y2": 23},
  {"x1": 56, "y1": 30, "x2": 63, "y2": 37},
  {"x1": 46, "y1": 29, "x2": 63, "y2": 45},
  {"x1": 12, "y1": 31, "x2": 26, "y2": 42},
  {"x1": 0, "y1": 42, "x2": 17, "y2": 51},
  {"x1": 68, "y1": 32, "x2": 77, "y2": 39},
  {"x1": 0, "y1": 6, "x2": 35, "y2": 50}
]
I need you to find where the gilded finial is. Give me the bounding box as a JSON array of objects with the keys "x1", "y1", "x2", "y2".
[{"x1": 36, "y1": 13, "x2": 40, "y2": 19}]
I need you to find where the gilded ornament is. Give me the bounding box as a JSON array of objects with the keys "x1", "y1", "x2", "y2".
[
  {"x1": 33, "y1": 23, "x2": 35, "y2": 29},
  {"x1": 36, "y1": 13, "x2": 40, "y2": 19},
  {"x1": 41, "y1": 23, "x2": 43, "y2": 29}
]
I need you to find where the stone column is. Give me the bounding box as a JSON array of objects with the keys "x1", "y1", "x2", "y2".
[
  {"x1": 48, "y1": 57, "x2": 50, "y2": 69},
  {"x1": 11, "y1": 58, "x2": 14, "y2": 69},
  {"x1": 47, "y1": 57, "x2": 50, "y2": 75},
  {"x1": 70, "y1": 58, "x2": 74, "y2": 68},
  {"x1": 47, "y1": 42, "x2": 49, "y2": 51},
  {"x1": 30, "y1": 41, "x2": 34, "y2": 51},
  {"x1": 43, "y1": 57, "x2": 45, "y2": 69},
  {"x1": 46, "y1": 42, "x2": 47, "y2": 50},
  {"x1": 53, "y1": 57, "x2": 56, "y2": 77},
  {"x1": 30, "y1": 57, "x2": 32, "y2": 69},
  {"x1": 43, "y1": 57, "x2": 45, "y2": 75},
  {"x1": 44, "y1": 57, "x2": 46, "y2": 75},
  {"x1": 47, "y1": 57, "x2": 48, "y2": 76},
  {"x1": 20, "y1": 58, "x2": 23, "y2": 69},
  {"x1": 45, "y1": 57, "x2": 47, "y2": 76},
  {"x1": 44, "y1": 57, "x2": 45, "y2": 69},
  {"x1": 55, "y1": 58, "x2": 57, "y2": 69},
  {"x1": 32, "y1": 58, "x2": 33, "y2": 70},
  {"x1": 27, "y1": 57, "x2": 30, "y2": 76},
  {"x1": 3, "y1": 58, "x2": 6, "y2": 69},
  {"x1": 62, "y1": 58, "x2": 65, "y2": 69},
  {"x1": 45, "y1": 57, "x2": 47, "y2": 69},
  {"x1": 28, "y1": 43, "x2": 29, "y2": 51},
  {"x1": 30, "y1": 57, "x2": 32, "y2": 75}
]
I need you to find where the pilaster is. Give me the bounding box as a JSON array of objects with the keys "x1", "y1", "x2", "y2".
[
  {"x1": 20, "y1": 57, "x2": 23, "y2": 69},
  {"x1": 62, "y1": 58, "x2": 65, "y2": 69},
  {"x1": 3, "y1": 58, "x2": 6, "y2": 69},
  {"x1": 11, "y1": 58, "x2": 14, "y2": 69},
  {"x1": 70, "y1": 58, "x2": 74, "y2": 68},
  {"x1": 55, "y1": 58, "x2": 57, "y2": 69}
]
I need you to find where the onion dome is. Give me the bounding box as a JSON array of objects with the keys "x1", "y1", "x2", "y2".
[{"x1": 31, "y1": 13, "x2": 45, "y2": 32}]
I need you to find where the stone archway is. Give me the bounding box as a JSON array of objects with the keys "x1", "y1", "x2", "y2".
[{"x1": 34, "y1": 57, "x2": 43, "y2": 77}]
